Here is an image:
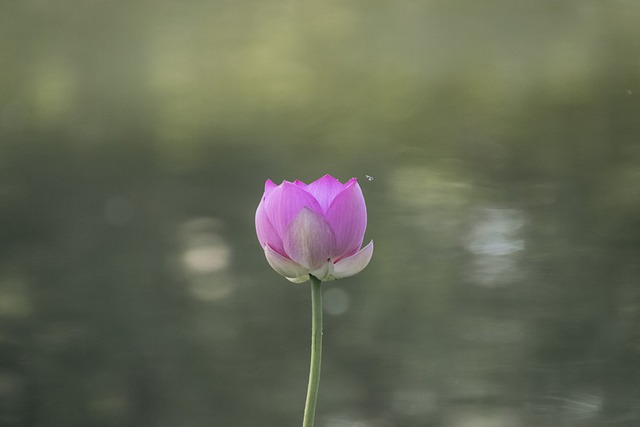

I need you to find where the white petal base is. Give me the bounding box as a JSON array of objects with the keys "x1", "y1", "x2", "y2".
[
  {"x1": 332, "y1": 241, "x2": 374, "y2": 279},
  {"x1": 264, "y1": 241, "x2": 373, "y2": 283},
  {"x1": 264, "y1": 246, "x2": 309, "y2": 282}
]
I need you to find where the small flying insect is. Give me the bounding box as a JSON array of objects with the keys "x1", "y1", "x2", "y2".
[{"x1": 365, "y1": 175, "x2": 374, "y2": 182}]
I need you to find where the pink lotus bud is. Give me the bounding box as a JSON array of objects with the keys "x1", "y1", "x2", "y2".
[{"x1": 256, "y1": 174, "x2": 373, "y2": 283}]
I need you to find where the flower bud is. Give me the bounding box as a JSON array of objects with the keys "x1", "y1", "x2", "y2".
[{"x1": 256, "y1": 175, "x2": 373, "y2": 283}]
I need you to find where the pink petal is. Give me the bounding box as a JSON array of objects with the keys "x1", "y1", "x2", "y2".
[
  {"x1": 255, "y1": 201, "x2": 284, "y2": 254},
  {"x1": 264, "y1": 245, "x2": 310, "y2": 282},
  {"x1": 264, "y1": 181, "x2": 323, "y2": 238},
  {"x1": 333, "y1": 240, "x2": 374, "y2": 279},
  {"x1": 264, "y1": 179, "x2": 278, "y2": 198},
  {"x1": 284, "y1": 207, "x2": 336, "y2": 270},
  {"x1": 293, "y1": 180, "x2": 307, "y2": 188},
  {"x1": 342, "y1": 177, "x2": 357, "y2": 188},
  {"x1": 305, "y1": 174, "x2": 345, "y2": 213},
  {"x1": 325, "y1": 179, "x2": 367, "y2": 259}
]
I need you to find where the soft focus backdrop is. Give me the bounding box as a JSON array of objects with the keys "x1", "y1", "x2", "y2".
[{"x1": 2, "y1": 1, "x2": 640, "y2": 426}]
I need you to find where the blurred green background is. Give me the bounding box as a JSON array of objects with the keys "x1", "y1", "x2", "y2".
[{"x1": 2, "y1": 1, "x2": 640, "y2": 426}]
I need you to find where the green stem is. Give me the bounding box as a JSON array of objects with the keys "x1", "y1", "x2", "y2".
[{"x1": 302, "y1": 275, "x2": 323, "y2": 427}]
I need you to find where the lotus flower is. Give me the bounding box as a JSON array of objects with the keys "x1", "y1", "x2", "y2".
[{"x1": 256, "y1": 175, "x2": 373, "y2": 283}]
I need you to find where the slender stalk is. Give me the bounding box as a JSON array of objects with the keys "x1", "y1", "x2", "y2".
[{"x1": 302, "y1": 275, "x2": 323, "y2": 427}]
